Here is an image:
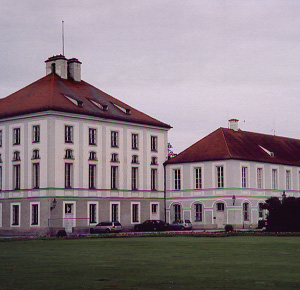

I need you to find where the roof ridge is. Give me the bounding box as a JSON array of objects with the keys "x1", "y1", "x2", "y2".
[{"x1": 220, "y1": 128, "x2": 233, "y2": 158}]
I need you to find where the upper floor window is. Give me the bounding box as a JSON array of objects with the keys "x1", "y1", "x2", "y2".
[
  {"x1": 174, "y1": 169, "x2": 181, "y2": 190},
  {"x1": 151, "y1": 136, "x2": 158, "y2": 152},
  {"x1": 0, "y1": 166, "x2": 2, "y2": 190},
  {"x1": 13, "y1": 164, "x2": 21, "y2": 190},
  {"x1": 89, "y1": 151, "x2": 97, "y2": 161},
  {"x1": 272, "y1": 169, "x2": 278, "y2": 190},
  {"x1": 65, "y1": 149, "x2": 74, "y2": 159},
  {"x1": 111, "y1": 153, "x2": 118, "y2": 162},
  {"x1": 132, "y1": 134, "x2": 138, "y2": 150},
  {"x1": 111, "y1": 131, "x2": 118, "y2": 148},
  {"x1": 65, "y1": 163, "x2": 73, "y2": 189},
  {"x1": 13, "y1": 151, "x2": 21, "y2": 161},
  {"x1": 32, "y1": 149, "x2": 40, "y2": 159},
  {"x1": 216, "y1": 166, "x2": 224, "y2": 188},
  {"x1": 151, "y1": 156, "x2": 158, "y2": 165},
  {"x1": 32, "y1": 125, "x2": 40, "y2": 143},
  {"x1": 65, "y1": 125, "x2": 73, "y2": 143},
  {"x1": 132, "y1": 167, "x2": 138, "y2": 190},
  {"x1": 132, "y1": 155, "x2": 139, "y2": 164},
  {"x1": 32, "y1": 163, "x2": 40, "y2": 189},
  {"x1": 151, "y1": 168, "x2": 158, "y2": 191},
  {"x1": 286, "y1": 170, "x2": 291, "y2": 190},
  {"x1": 89, "y1": 128, "x2": 97, "y2": 146},
  {"x1": 111, "y1": 166, "x2": 118, "y2": 190},
  {"x1": 242, "y1": 167, "x2": 248, "y2": 188},
  {"x1": 13, "y1": 128, "x2": 20, "y2": 145},
  {"x1": 0, "y1": 154, "x2": 2, "y2": 163},
  {"x1": 89, "y1": 164, "x2": 96, "y2": 189},
  {"x1": 0, "y1": 130, "x2": 2, "y2": 147},
  {"x1": 257, "y1": 168, "x2": 263, "y2": 189},
  {"x1": 195, "y1": 167, "x2": 202, "y2": 189}
]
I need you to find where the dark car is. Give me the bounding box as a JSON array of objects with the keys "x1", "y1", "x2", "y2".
[
  {"x1": 168, "y1": 220, "x2": 193, "y2": 231},
  {"x1": 134, "y1": 220, "x2": 169, "y2": 232},
  {"x1": 90, "y1": 221, "x2": 122, "y2": 233}
]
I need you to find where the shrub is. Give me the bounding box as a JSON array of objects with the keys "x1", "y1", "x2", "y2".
[
  {"x1": 225, "y1": 224, "x2": 233, "y2": 232},
  {"x1": 56, "y1": 230, "x2": 67, "y2": 238}
]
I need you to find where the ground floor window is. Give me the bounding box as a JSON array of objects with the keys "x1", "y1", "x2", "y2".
[
  {"x1": 258, "y1": 202, "x2": 264, "y2": 219},
  {"x1": 132, "y1": 203, "x2": 140, "y2": 223},
  {"x1": 31, "y1": 203, "x2": 39, "y2": 226},
  {"x1": 174, "y1": 204, "x2": 181, "y2": 221},
  {"x1": 216, "y1": 202, "x2": 225, "y2": 211},
  {"x1": 243, "y1": 202, "x2": 250, "y2": 221},
  {"x1": 111, "y1": 203, "x2": 119, "y2": 222},
  {"x1": 89, "y1": 203, "x2": 97, "y2": 224},
  {"x1": 11, "y1": 204, "x2": 20, "y2": 226},
  {"x1": 195, "y1": 203, "x2": 203, "y2": 222}
]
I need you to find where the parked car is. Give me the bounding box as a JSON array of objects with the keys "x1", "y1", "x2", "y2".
[
  {"x1": 134, "y1": 220, "x2": 169, "y2": 232},
  {"x1": 90, "y1": 221, "x2": 122, "y2": 233},
  {"x1": 168, "y1": 220, "x2": 193, "y2": 231}
]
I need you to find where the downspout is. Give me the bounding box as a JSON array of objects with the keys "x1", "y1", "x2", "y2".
[{"x1": 164, "y1": 163, "x2": 167, "y2": 223}]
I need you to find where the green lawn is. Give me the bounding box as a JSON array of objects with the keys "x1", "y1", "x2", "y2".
[{"x1": 1, "y1": 236, "x2": 300, "y2": 290}]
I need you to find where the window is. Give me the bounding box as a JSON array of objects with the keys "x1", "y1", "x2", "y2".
[
  {"x1": 257, "y1": 168, "x2": 263, "y2": 189},
  {"x1": 89, "y1": 203, "x2": 97, "y2": 224},
  {"x1": 132, "y1": 203, "x2": 139, "y2": 223},
  {"x1": 12, "y1": 204, "x2": 20, "y2": 226},
  {"x1": 89, "y1": 128, "x2": 97, "y2": 145},
  {"x1": 0, "y1": 130, "x2": 2, "y2": 147},
  {"x1": 195, "y1": 203, "x2": 203, "y2": 222},
  {"x1": 151, "y1": 156, "x2": 157, "y2": 165},
  {"x1": 195, "y1": 167, "x2": 202, "y2": 189},
  {"x1": 13, "y1": 164, "x2": 21, "y2": 190},
  {"x1": 32, "y1": 163, "x2": 40, "y2": 189},
  {"x1": 13, "y1": 128, "x2": 20, "y2": 145},
  {"x1": 242, "y1": 167, "x2": 248, "y2": 188},
  {"x1": 111, "y1": 153, "x2": 118, "y2": 162},
  {"x1": 258, "y1": 203, "x2": 264, "y2": 219},
  {"x1": 132, "y1": 134, "x2": 138, "y2": 150},
  {"x1": 32, "y1": 149, "x2": 40, "y2": 159},
  {"x1": 174, "y1": 169, "x2": 181, "y2": 190},
  {"x1": 272, "y1": 169, "x2": 278, "y2": 189},
  {"x1": 132, "y1": 167, "x2": 138, "y2": 190},
  {"x1": 32, "y1": 125, "x2": 40, "y2": 143},
  {"x1": 174, "y1": 204, "x2": 181, "y2": 221},
  {"x1": 111, "y1": 203, "x2": 119, "y2": 222},
  {"x1": 65, "y1": 149, "x2": 73, "y2": 159},
  {"x1": 286, "y1": 170, "x2": 291, "y2": 190},
  {"x1": 111, "y1": 131, "x2": 118, "y2": 148},
  {"x1": 151, "y1": 204, "x2": 158, "y2": 214},
  {"x1": 89, "y1": 151, "x2": 97, "y2": 161},
  {"x1": 65, "y1": 163, "x2": 73, "y2": 189},
  {"x1": 0, "y1": 154, "x2": 2, "y2": 163},
  {"x1": 151, "y1": 169, "x2": 158, "y2": 191},
  {"x1": 111, "y1": 166, "x2": 118, "y2": 190},
  {"x1": 216, "y1": 166, "x2": 224, "y2": 188},
  {"x1": 0, "y1": 166, "x2": 2, "y2": 190},
  {"x1": 89, "y1": 164, "x2": 96, "y2": 189},
  {"x1": 216, "y1": 202, "x2": 224, "y2": 211},
  {"x1": 151, "y1": 136, "x2": 157, "y2": 152},
  {"x1": 31, "y1": 203, "x2": 39, "y2": 226},
  {"x1": 65, "y1": 203, "x2": 73, "y2": 214},
  {"x1": 13, "y1": 151, "x2": 20, "y2": 161},
  {"x1": 243, "y1": 203, "x2": 250, "y2": 221},
  {"x1": 132, "y1": 155, "x2": 139, "y2": 164},
  {"x1": 65, "y1": 125, "x2": 73, "y2": 143}
]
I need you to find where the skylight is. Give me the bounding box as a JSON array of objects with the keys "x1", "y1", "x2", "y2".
[
  {"x1": 113, "y1": 103, "x2": 131, "y2": 115},
  {"x1": 259, "y1": 145, "x2": 274, "y2": 157},
  {"x1": 64, "y1": 95, "x2": 83, "y2": 107},
  {"x1": 89, "y1": 99, "x2": 108, "y2": 111}
]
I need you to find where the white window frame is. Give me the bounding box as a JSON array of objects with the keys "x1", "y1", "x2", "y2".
[
  {"x1": 89, "y1": 164, "x2": 97, "y2": 189},
  {"x1": 194, "y1": 167, "x2": 202, "y2": 189},
  {"x1": 11, "y1": 203, "x2": 21, "y2": 227},
  {"x1": 216, "y1": 166, "x2": 224, "y2": 188},
  {"x1": 89, "y1": 128, "x2": 97, "y2": 146},
  {"x1": 0, "y1": 166, "x2": 2, "y2": 191},
  {"x1": 271, "y1": 168, "x2": 278, "y2": 190},
  {"x1": 174, "y1": 169, "x2": 181, "y2": 190},
  {"x1": 243, "y1": 202, "x2": 250, "y2": 221},
  {"x1": 0, "y1": 129, "x2": 2, "y2": 147},
  {"x1": 30, "y1": 202, "x2": 40, "y2": 227},
  {"x1": 111, "y1": 131, "x2": 119, "y2": 148},
  {"x1": 151, "y1": 135, "x2": 158, "y2": 152},
  {"x1": 150, "y1": 202, "x2": 159, "y2": 215},
  {"x1": 257, "y1": 167, "x2": 263, "y2": 189},
  {"x1": 65, "y1": 125, "x2": 73, "y2": 143},
  {"x1": 285, "y1": 169, "x2": 291, "y2": 190},
  {"x1": 132, "y1": 133, "x2": 139, "y2": 150},
  {"x1": 0, "y1": 203, "x2": 2, "y2": 227},
  {"x1": 65, "y1": 163, "x2": 73, "y2": 189},
  {"x1": 13, "y1": 164, "x2": 21, "y2": 190},
  {"x1": 110, "y1": 201, "x2": 120, "y2": 222},
  {"x1": 32, "y1": 162, "x2": 40, "y2": 189},
  {"x1": 32, "y1": 125, "x2": 40, "y2": 143},
  {"x1": 111, "y1": 166, "x2": 118, "y2": 190},
  {"x1": 87, "y1": 201, "x2": 98, "y2": 225},
  {"x1": 241, "y1": 166, "x2": 248, "y2": 188},
  {"x1": 131, "y1": 167, "x2": 139, "y2": 190},
  {"x1": 194, "y1": 203, "x2": 203, "y2": 222},
  {"x1": 131, "y1": 202, "x2": 140, "y2": 224},
  {"x1": 151, "y1": 168, "x2": 158, "y2": 191},
  {"x1": 13, "y1": 127, "x2": 21, "y2": 145}
]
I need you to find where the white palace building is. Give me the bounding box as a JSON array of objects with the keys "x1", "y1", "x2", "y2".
[{"x1": 0, "y1": 55, "x2": 171, "y2": 235}]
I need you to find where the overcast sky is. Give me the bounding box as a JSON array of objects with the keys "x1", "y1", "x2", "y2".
[{"x1": 1, "y1": 0, "x2": 300, "y2": 153}]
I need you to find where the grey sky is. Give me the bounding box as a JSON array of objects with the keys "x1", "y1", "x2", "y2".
[{"x1": 1, "y1": 0, "x2": 300, "y2": 153}]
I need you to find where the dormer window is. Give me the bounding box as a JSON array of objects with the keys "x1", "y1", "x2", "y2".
[
  {"x1": 65, "y1": 149, "x2": 74, "y2": 159},
  {"x1": 112, "y1": 103, "x2": 131, "y2": 115},
  {"x1": 89, "y1": 151, "x2": 97, "y2": 161},
  {"x1": 88, "y1": 99, "x2": 108, "y2": 111},
  {"x1": 151, "y1": 157, "x2": 158, "y2": 165},
  {"x1": 32, "y1": 149, "x2": 40, "y2": 160},
  {"x1": 132, "y1": 155, "x2": 139, "y2": 164},
  {"x1": 13, "y1": 151, "x2": 21, "y2": 161},
  {"x1": 63, "y1": 95, "x2": 83, "y2": 108},
  {"x1": 111, "y1": 153, "x2": 118, "y2": 162}
]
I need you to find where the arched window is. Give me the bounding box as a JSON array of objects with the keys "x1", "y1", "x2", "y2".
[
  {"x1": 243, "y1": 202, "x2": 250, "y2": 221},
  {"x1": 13, "y1": 151, "x2": 21, "y2": 161},
  {"x1": 132, "y1": 155, "x2": 139, "y2": 164},
  {"x1": 89, "y1": 151, "x2": 97, "y2": 161},
  {"x1": 111, "y1": 153, "x2": 118, "y2": 162},
  {"x1": 32, "y1": 149, "x2": 40, "y2": 159},
  {"x1": 65, "y1": 149, "x2": 73, "y2": 159},
  {"x1": 194, "y1": 203, "x2": 203, "y2": 222}
]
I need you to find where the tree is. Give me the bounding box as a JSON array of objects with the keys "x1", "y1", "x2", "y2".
[
  {"x1": 168, "y1": 143, "x2": 177, "y2": 159},
  {"x1": 262, "y1": 196, "x2": 300, "y2": 232}
]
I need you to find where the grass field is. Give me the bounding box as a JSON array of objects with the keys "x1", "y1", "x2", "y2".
[{"x1": 1, "y1": 235, "x2": 300, "y2": 290}]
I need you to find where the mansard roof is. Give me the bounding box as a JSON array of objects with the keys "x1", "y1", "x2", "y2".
[
  {"x1": 0, "y1": 73, "x2": 171, "y2": 129},
  {"x1": 165, "y1": 127, "x2": 300, "y2": 166}
]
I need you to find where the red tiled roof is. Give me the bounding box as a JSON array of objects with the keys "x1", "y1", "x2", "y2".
[
  {"x1": 0, "y1": 73, "x2": 171, "y2": 129},
  {"x1": 165, "y1": 127, "x2": 300, "y2": 166}
]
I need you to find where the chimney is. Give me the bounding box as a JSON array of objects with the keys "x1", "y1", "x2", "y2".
[
  {"x1": 68, "y1": 58, "x2": 82, "y2": 82},
  {"x1": 229, "y1": 119, "x2": 239, "y2": 131},
  {"x1": 45, "y1": 55, "x2": 68, "y2": 79}
]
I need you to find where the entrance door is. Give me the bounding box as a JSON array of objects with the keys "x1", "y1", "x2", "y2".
[
  {"x1": 64, "y1": 203, "x2": 75, "y2": 233},
  {"x1": 215, "y1": 202, "x2": 225, "y2": 228}
]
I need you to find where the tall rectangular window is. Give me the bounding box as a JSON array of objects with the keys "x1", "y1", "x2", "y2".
[
  {"x1": 13, "y1": 164, "x2": 21, "y2": 190},
  {"x1": 0, "y1": 130, "x2": 2, "y2": 147},
  {"x1": 111, "y1": 166, "x2": 118, "y2": 190},
  {"x1": 195, "y1": 203, "x2": 203, "y2": 222},
  {"x1": 272, "y1": 169, "x2": 278, "y2": 189},
  {"x1": 195, "y1": 167, "x2": 202, "y2": 189},
  {"x1": 0, "y1": 166, "x2": 2, "y2": 190},
  {"x1": 151, "y1": 136, "x2": 158, "y2": 152},
  {"x1": 174, "y1": 169, "x2": 181, "y2": 190},
  {"x1": 258, "y1": 203, "x2": 264, "y2": 219},
  {"x1": 243, "y1": 203, "x2": 250, "y2": 221},
  {"x1": 216, "y1": 166, "x2": 224, "y2": 188},
  {"x1": 242, "y1": 167, "x2": 248, "y2": 188},
  {"x1": 65, "y1": 163, "x2": 73, "y2": 188},
  {"x1": 131, "y1": 167, "x2": 138, "y2": 190},
  {"x1": 32, "y1": 163, "x2": 40, "y2": 189},
  {"x1": 31, "y1": 204, "x2": 39, "y2": 225},
  {"x1": 151, "y1": 169, "x2": 158, "y2": 191},
  {"x1": 89, "y1": 203, "x2": 97, "y2": 224},
  {"x1": 65, "y1": 125, "x2": 73, "y2": 143},
  {"x1": 111, "y1": 131, "x2": 118, "y2": 148},
  {"x1": 132, "y1": 133, "x2": 138, "y2": 150},
  {"x1": 89, "y1": 128, "x2": 97, "y2": 145},
  {"x1": 13, "y1": 128, "x2": 20, "y2": 145},
  {"x1": 111, "y1": 203, "x2": 119, "y2": 222},
  {"x1": 32, "y1": 125, "x2": 40, "y2": 143},
  {"x1": 151, "y1": 204, "x2": 158, "y2": 214},
  {"x1": 257, "y1": 168, "x2": 263, "y2": 189},
  {"x1": 286, "y1": 170, "x2": 291, "y2": 190},
  {"x1": 89, "y1": 164, "x2": 96, "y2": 189},
  {"x1": 132, "y1": 203, "x2": 139, "y2": 223},
  {"x1": 12, "y1": 204, "x2": 20, "y2": 226}
]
